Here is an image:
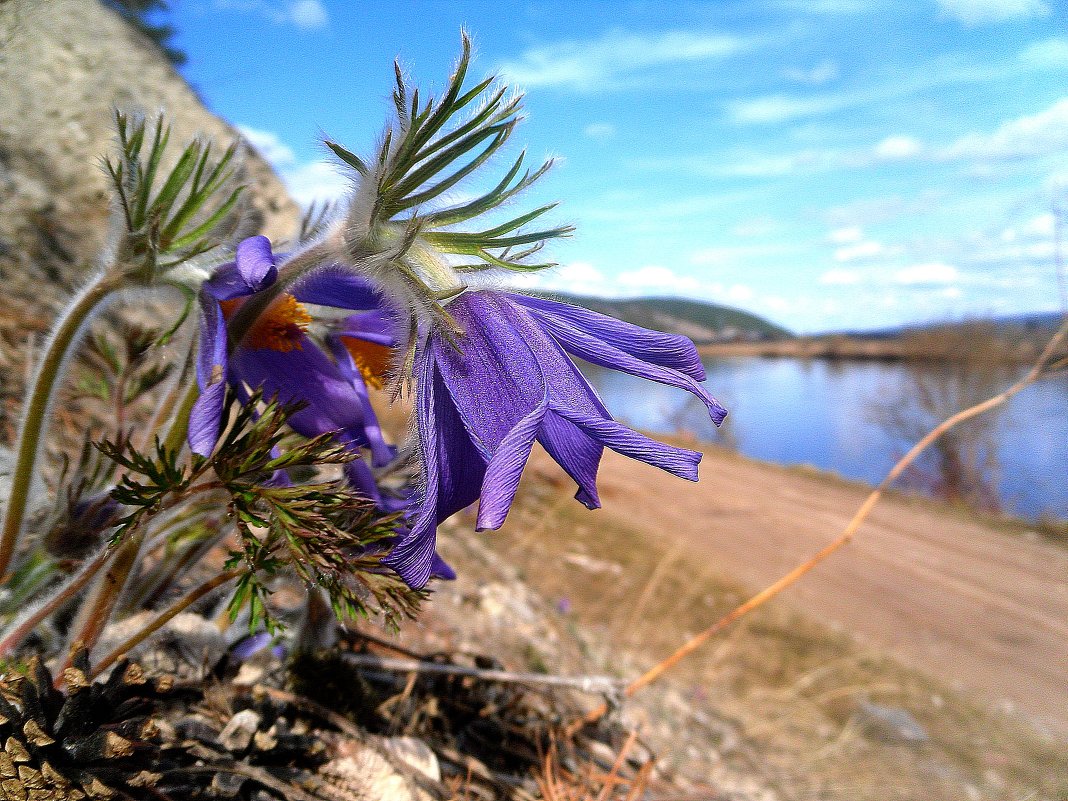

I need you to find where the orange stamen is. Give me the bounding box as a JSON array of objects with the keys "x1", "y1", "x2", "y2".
[
  {"x1": 221, "y1": 294, "x2": 313, "y2": 352},
  {"x1": 342, "y1": 336, "x2": 392, "y2": 390}
]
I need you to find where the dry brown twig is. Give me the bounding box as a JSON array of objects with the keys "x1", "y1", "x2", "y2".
[
  {"x1": 570, "y1": 318, "x2": 1068, "y2": 734},
  {"x1": 535, "y1": 729, "x2": 652, "y2": 801},
  {"x1": 341, "y1": 652, "x2": 624, "y2": 695}
]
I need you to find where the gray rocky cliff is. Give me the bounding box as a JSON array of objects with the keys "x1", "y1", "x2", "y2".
[{"x1": 0, "y1": 0, "x2": 300, "y2": 311}]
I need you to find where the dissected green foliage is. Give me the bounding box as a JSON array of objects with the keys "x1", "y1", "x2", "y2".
[
  {"x1": 212, "y1": 395, "x2": 425, "y2": 634},
  {"x1": 329, "y1": 34, "x2": 572, "y2": 275},
  {"x1": 106, "y1": 112, "x2": 245, "y2": 276}
]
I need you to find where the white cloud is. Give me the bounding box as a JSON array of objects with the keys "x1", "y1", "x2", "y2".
[
  {"x1": 783, "y1": 60, "x2": 839, "y2": 84},
  {"x1": 893, "y1": 262, "x2": 960, "y2": 285},
  {"x1": 583, "y1": 123, "x2": 616, "y2": 139},
  {"x1": 714, "y1": 98, "x2": 1068, "y2": 177},
  {"x1": 1022, "y1": 212, "x2": 1056, "y2": 237},
  {"x1": 874, "y1": 135, "x2": 923, "y2": 160},
  {"x1": 239, "y1": 125, "x2": 295, "y2": 165},
  {"x1": 762, "y1": 295, "x2": 792, "y2": 312},
  {"x1": 726, "y1": 93, "x2": 848, "y2": 125},
  {"x1": 726, "y1": 284, "x2": 755, "y2": 302},
  {"x1": 820, "y1": 268, "x2": 862, "y2": 285},
  {"x1": 834, "y1": 240, "x2": 883, "y2": 261},
  {"x1": 238, "y1": 125, "x2": 349, "y2": 206},
  {"x1": 940, "y1": 98, "x2": 1068, "y2": 160},
  {"x1": 617, "y1": 265, "x2": 700, "y2": 293},
  {"x1": 1019, "y1": 37, "x2": 1068, "y2": 67},
  {"x1": 825, "y1": 192, "x2": 945, "y2": 227},
  {"x1": 828, "y1": 226, "x2": 864, "y2": 244},
  {"x1": 508, "y1": 261, "x2": 612, "y2": 296},
  {"x1": 283, "y1": 161, "x2": 350, "y2": 207},
  {"x1": 498, "y1": 30, "x2": 752, "y2": 91},
  {"x1": 289, "y1": 0, "x2": 327, "y2": 29},
  {"x1": 1003, "y1": 211, "x2": 1057, "y2": 243},
  {"x1": 509, "y1": 263, "x2": 760, "y2": 305},
  {"x1": 937, "y1": 0, "x2": 1049, "y2": 25},
  {"x1": 216, "y1": 0, "x2": 329, "y2": 29}
]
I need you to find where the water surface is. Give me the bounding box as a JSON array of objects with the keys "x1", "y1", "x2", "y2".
[{"x1": 583, "y1": 357, "x2": 1068, "y2": 521}]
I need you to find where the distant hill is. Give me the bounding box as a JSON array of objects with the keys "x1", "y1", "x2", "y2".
[
  {"x1": 839, "y1": 311, "x2": 1064, "y2": 340},
  {"x1": 529, "y1": 292, "x2": 792, "y2": 343}
]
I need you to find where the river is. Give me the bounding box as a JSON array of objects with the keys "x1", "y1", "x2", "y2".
[{"x1": 583, "y1": 357, "x2": 1068, "y2": 522}]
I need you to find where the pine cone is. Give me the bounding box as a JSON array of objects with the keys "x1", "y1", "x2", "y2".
[{"x1": 0, "y1": 652, "x2": 174, "y2": 800}]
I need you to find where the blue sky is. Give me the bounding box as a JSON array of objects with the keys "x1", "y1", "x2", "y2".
[{"x1": 169, "y1": 0, "x2": 1068, "y2": 333}]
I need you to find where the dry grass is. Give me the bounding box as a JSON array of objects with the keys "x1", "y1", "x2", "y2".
[{"x1": 468, "y1": 465, "x2": 1068, "y2": 801}]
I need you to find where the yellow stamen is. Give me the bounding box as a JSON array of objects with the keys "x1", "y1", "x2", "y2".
[
  {"x1": 342, "y1": 336, "x2": 392, "y2": 390},
  {"x1": 223, "y1": 294, "x2": 313, "y2": 352}
]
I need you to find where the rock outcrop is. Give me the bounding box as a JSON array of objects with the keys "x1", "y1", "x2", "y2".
[{"x1": 0, "y1": 0, "x2": 300, "y2": 314}]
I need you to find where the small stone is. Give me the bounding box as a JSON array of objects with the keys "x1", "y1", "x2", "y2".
[
  {"x1": 253, "y1": 726, "x2": 278, "y2": 751},
  {"x1": 379, "y1": 737, "x2": 441, "y2": 783},
  {"x1": 174, "y1": 715, "x2": 220, "y2": 744},
  {"x1": 319, "y1": 745, "x2": 417, "y2": 801},
  {"x1": 233, "y1": 662, "x2": 266, "y2": 687},
  {"x1": 211, "y1": 771, "x2": 247, "y2": 797},
  {"x1": 218, "y1": 709, "x2": 261, "y2": 753},
  {"x1": 853, "y1": 700, "x2": 929, "y2": 745}
]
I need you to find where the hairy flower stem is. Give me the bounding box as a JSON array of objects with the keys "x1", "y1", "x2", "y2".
[
  {"x1": 0, "y1": 273, "x2": 122, "y2": 578},
  {"x1": 140, "y1": 343, "x2": 196, "y2": 452},
  {"x1": 62, "y1": 533, "x2": 143, "y2": 664},
  {"x1": 293, "y1": 587, "x2": 338, "y2": 653},
  {"x1": 129, "y1": 519, "x2": 227, "y2": 611},
  {"x1": 88, "y1": 567, "x2": 240, "y2": 681},
  {"x1": 0, "y1": 544, "x2": 114, "y2": 658}
]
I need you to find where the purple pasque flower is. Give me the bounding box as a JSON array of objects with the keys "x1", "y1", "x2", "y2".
[
  {"x1": 188, "y1": 235, "x2": 392, "y2": 468},
  {"x1": 384, "y1": 290, "x2": 726, "y2": 588}
]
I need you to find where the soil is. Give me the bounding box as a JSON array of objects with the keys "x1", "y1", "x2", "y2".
[{"x1": 544, "y1": 445, "x2": 1068, "y2": 740}]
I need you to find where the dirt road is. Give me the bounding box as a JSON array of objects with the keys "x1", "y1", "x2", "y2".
[{"x1": 580, "y1": 446, "x2": 1068, "y2": 739}]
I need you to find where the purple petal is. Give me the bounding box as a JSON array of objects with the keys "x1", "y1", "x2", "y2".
[
  {"x1": 432, "y1": 293, "x2": 546, "y2": 455},
  {"x1": 509, "y1": 293, "x2": 707, "y2": 380},
  {"x1": 189, "y1": 295, "x2": 229, "y2": 455},
  {"x1": 554, "y1": 407, "x2": 702, "y2": 481},
  {"x1": 537, "y1": 410, "x2": 602, "y2": 509},
  {"x1": 426, "y1": 363, "x2": 487, "y2": 523},
  {"x1": 194, "y1": 295, "x2": 227, "y2": 389},
  {"x1": 384, "y1": 352, "x2": 442, "y2": 587},
  {"x1": 532, "y1": 311, "x2": 727, "y2": 425},
  {"x1": 385, "y1": 349, "x2": 486, "y2": 588},
  {"x1": 336, "y1": 309, "x2": 402, "y2": 348},
  {"x1": 232, "y1": 337, "x2": 391, "y2": 464},
  {"x1": 292, "y1": 266, "x2": 383, "y2": 310},
  {"x1": 476, "y1": 401, "x2": 547, "y2": 530},
  {"x1": 430, "y1": 553, "x2": 456, "y2": 580},
  {"x1": 203, "y1": 237, "x2": 278, "y2": 299},
  {"x1": 235, "y1": 236, "x2": 279, "y2": 289},
  {"x1": 344, "y1": 459, "x2": 389, "y2": 509},
  {"x1": 202, "y1": 262, "x2": 253, "y2": 301},
  {"x1": 188, "y1": 380, "x2": 227, "y2": 457},
  {"x1": 325, "y1": 337, "x2": 394, "y2": 467},
  {"x1": 231, "y1": 632, "x2": 274, "y2": 661}
]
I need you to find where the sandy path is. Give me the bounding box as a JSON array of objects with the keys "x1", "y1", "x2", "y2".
[{"x1": 581, "y1": 447, "x2": 1068, "y2": 739}]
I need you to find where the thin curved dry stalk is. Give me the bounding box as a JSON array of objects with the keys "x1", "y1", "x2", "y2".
[
  {"x1": 87, "y1": 567, "x2": 240, "y2": 681},
  {"x1": 570, "y1": 318, "x2": 1068, "y2": 734},
  {"x1": 0, "y1": 544, "x2": 116, "y2": 658}
]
